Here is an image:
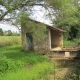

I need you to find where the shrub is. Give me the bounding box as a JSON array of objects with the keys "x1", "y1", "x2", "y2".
[
  {"x1": 0, "y1": 54, "x2": 23, "y2": 74},
  {"x1": 63, "y1": 40, "x2": 77, "y2": 47},
  {"x1": 0, "y1": 45, "x2": 54, "y2": 80},
  {"x1": 26, "y1": 53, "x2": 50, "y2": 65},
  {"x1": 0, "y1": 56, "x2": 11, "y2": 72},
  {"x1": 0, "y1": 62, "x2": 54, "y2": 80}
]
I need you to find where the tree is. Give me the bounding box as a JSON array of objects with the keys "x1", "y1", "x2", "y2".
[
  {"x1": 1, "y1": 0, "x2": 80, "y2": 40},
  {"x1": 0, "y1": 0, "x2": 47, "y2": 41},
  {"x1": 0, "y1": 0, "x2": 44, "y2": 21},
  {"x1": 7, "y1": 30, "x2": 12, "y2": 36},
  {"x1": 12, "y1": 32, "x2": 20, "y2": 36},
  {"x1": 0, "y1": 28, "x2": 3, "y2": 36},
  {"x1": 45, "y1": 0, "x2": 80, "y2": 40}
]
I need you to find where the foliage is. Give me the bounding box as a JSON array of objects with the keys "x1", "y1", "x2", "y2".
[
  {"x1": 1, "y1": 0, "x2": 80, "y2": 41},
  {"x1": 0, "y1": 28, "x2": 3, "y2": 36},
  {"x1": 16, "y1": 10, "x2": 47, "y2": 41},
  {"x1": 0, "y1": 0, "x2": 43, "y2": 21},
  {"x1": 7, "y1": 30, "x2": 12, "y2": 36},
  {"x1": 3, "y1": 30, "x2": 20, "y2": 36},
  {"x1": 78, "y1": 66, "x2": 80, "y2": 80},
  {"x1": 0, "y1": 55, "x2": 23, "y2": 73},
  {"x1": 46, "y1": 0, "x2": 80, "y2": 40},
  {"x1": 0, "y1": 36, "x2": 21, "y2": 47},
  {"x1": 12, "y1": 32, "x2": 20, "y2": 36},
  {"x1": 2, "y1": 0, "x2": 80, "y2": 41},
  {"x1": 63, "y1": 39, "x2": 80, "y2": 47},
  {"x1": 21, "y1": 17, "x2": 46, "y2": 41},
  {"x1": 0, "y1": 63, "x2": 53, "y2": 80},
  {"x1": 63, "y1": 40, "x2": 76, "y2": 47},
  {"x1": 0, "y1": 50, "x2": 24, "y2": 74},
  {"x1": 0, "y1": 0, "x2": 46, "y2": 41},
  {"x1": 0, "y1": 45, "x2": 54, "y2": 80}
]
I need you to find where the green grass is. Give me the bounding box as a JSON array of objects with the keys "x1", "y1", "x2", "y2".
[
  {"x1": 63, "y1": 40, "x2": 79, "y2": 47},
  {"x1": 63, "y1": 39, "x2": 80, "y2": 47},
  {"x1": 1, "y1": 62, "x2": 53, "y2": 80},
  {"x1": 0, "y1": 36, "x2": 21, "y2": 47},
  {"x1": 0, "y1": 45, "x2": 54, "y2": 80},
  {"x1": 63, "y1": 40, "x2": 76, "y2": 47}
]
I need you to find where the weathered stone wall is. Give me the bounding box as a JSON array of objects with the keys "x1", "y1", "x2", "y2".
[
  {"x1": 21, "y1": 24, "x2": 49, "y2": 51},
  {"x1": 33, "y1": 29, "x2": 49, "y2": 50},
  {"x1": 47, "y1": 51, "x2": 80, "y2": 58},
  {"x1": 21, "y1": 24, "x2": 26, "y2": 51},
  {"x1": 21, "y1": 21, "x2": 63, "y2": 51},
  {"x1": 21, "y1": 26, "x2": 63, "y2": 51}
]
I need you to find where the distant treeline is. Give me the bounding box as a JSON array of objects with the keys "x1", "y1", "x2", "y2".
[{"x1": 0, "y1": 28, "x2": 20, "y2": 36}]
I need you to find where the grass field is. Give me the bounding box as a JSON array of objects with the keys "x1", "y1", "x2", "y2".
[
  {"x1": 0, "y1": 36, "x2": 79, "y2": 47},
  {"x1": 0, "y1": 36, "x2": 80, "y2": 80},
  {"x1": 63, "y1": 40, "x2": 76, "y2": 47},
  {"x1": 0, "y1": 36, "x2": 21, "y2": 47},
  {"x1": 63, "y1": 39, "x2": 80, "y2": 47},
  {"x1": 0, "y1": 36, "x2": 54, "y2": 80}
]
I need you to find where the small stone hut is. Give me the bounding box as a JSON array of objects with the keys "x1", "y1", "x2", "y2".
[{"x1": 21, "y1": 19, "x2": 66, "y2": 51}]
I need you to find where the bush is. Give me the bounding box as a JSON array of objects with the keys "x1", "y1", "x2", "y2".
[
  {"x1": 0, "y1": 56, "x2": 12, "y2": 73},
  {"x1": 25, "y1": 53, "x2": 50, "y2": 65},
  {"x1": 63, "y1": 40, "x2": 78, "y2": 47},
  {"x1": 75, "y1": 39, "x2": 80, "y2": 46},
  {"x1": 0, "y1": 54, "x2": 23, "y2": 74},
  {"x1": 0, "y1": 62, "x2": 54, "y2": 80},
  {"x1": 0, "y1": 45, "x2": 54, "y2": 80}
]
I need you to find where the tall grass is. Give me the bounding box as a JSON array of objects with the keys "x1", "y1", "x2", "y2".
[
  {"x1": 0, "y1": 45, "x2": 54, "y2": 80},
  {"x1": 63, "y1": 39, "x2": 80, "y2": 47},
  {"x1": 0, "y1": 36, "x2": 21, "y2": 47},
  {"x1": 1, "y1": 62, "x2": 53, "y2": 80},
  {"x1": 63, "y1": 40, "x2": 76, "y2": 47}
]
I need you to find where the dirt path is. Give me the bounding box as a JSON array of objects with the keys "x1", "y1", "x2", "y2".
[{"x1": 50, "y1": 59, "x2": 79, "y2": 80}]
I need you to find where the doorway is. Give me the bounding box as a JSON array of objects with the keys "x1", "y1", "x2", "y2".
[
  {"x1": 26, "y1": 33, "x2": 33, "y2": 50},
  {"x1": 50, "y1": 29, "x2": 62, "y2": 50}
]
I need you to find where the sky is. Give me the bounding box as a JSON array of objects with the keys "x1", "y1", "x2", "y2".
[
  {"x1": 0, "y1": 5, "x2": 53, "y2": 33},
  {"x1": 0, "y1": 23, "x2": 19, "y2": 32},
  {"x1": 30, "y1": 6, "x2": 53, "y2": 25}
]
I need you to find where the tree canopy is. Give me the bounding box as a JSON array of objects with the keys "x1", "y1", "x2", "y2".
[
  {"x1": 1, "y1": 0, "x2": 80, "y2": 40},
  {"x1": 0, "y1": 28, "x2": 3, "y2": 36},
  {"x1": 0, "y1": 0, "x2": 44, "y2": 21},
  {"x1": 46, "y1": 0, "x2": 80, "y2": 40},
  {"x1": 0, "y1": 0, "x2": 47, "y2": 41}
]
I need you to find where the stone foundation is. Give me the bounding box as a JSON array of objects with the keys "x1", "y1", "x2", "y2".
[{"x1": 46, "y1": 51, "x2": 80, "y2": 58}]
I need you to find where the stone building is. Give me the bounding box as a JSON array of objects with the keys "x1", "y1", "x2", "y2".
[{"x1": 21, "y1": 19, "x2": 66, "y2": 51}]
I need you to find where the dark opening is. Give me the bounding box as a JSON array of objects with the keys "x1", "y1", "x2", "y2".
[
  {"x1": 51, "y1": 29, "x2": 59, "y2": 48},
  {"x1": 26, "y1": 33, "x2": 33, "y2": 50}
]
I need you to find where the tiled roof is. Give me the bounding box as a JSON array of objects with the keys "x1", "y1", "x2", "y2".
[{"x1": 27, "y1": 18, "x2": 66, "y2": 32}]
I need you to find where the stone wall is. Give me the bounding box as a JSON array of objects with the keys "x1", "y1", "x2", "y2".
[
  {"x1": 21, "y1": 21, "x2": 63, "y2": 51},
  {"x1": 47, "y1": 51, "x2": 80, "y2": 58}
]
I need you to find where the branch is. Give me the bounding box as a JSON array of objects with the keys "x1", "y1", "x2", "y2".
[
  {"x1": 3, "y1": 17, "x2": 17, "y2": 21},
  {"x1": 10, "y1": 21, "x2": 21, "y2": 33},
  {"x1": 0, "y1": 10, "x2": 10, "y2": 21},
  {"x1": 0, "y1": 1, "x2": 44, "y2": 21}
]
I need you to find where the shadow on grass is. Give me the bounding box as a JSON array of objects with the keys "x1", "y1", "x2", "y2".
[
  {"x1": 0, "y1": 45, "x2": 49, "y2": 65},
  {"x1": 0, "y1": 45, "x2": 54, "y2": 80}
]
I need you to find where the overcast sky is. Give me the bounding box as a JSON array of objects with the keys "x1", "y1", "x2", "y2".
[
  {"x1": 0, "y1": 23, "x2": 19, "y2": 32},
  {"x1": 0, "y1": 6, "x2": 53, "y2": 32},
  {"x1": 30, "y1": 6, "x2": 53, "y2": 25}
]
